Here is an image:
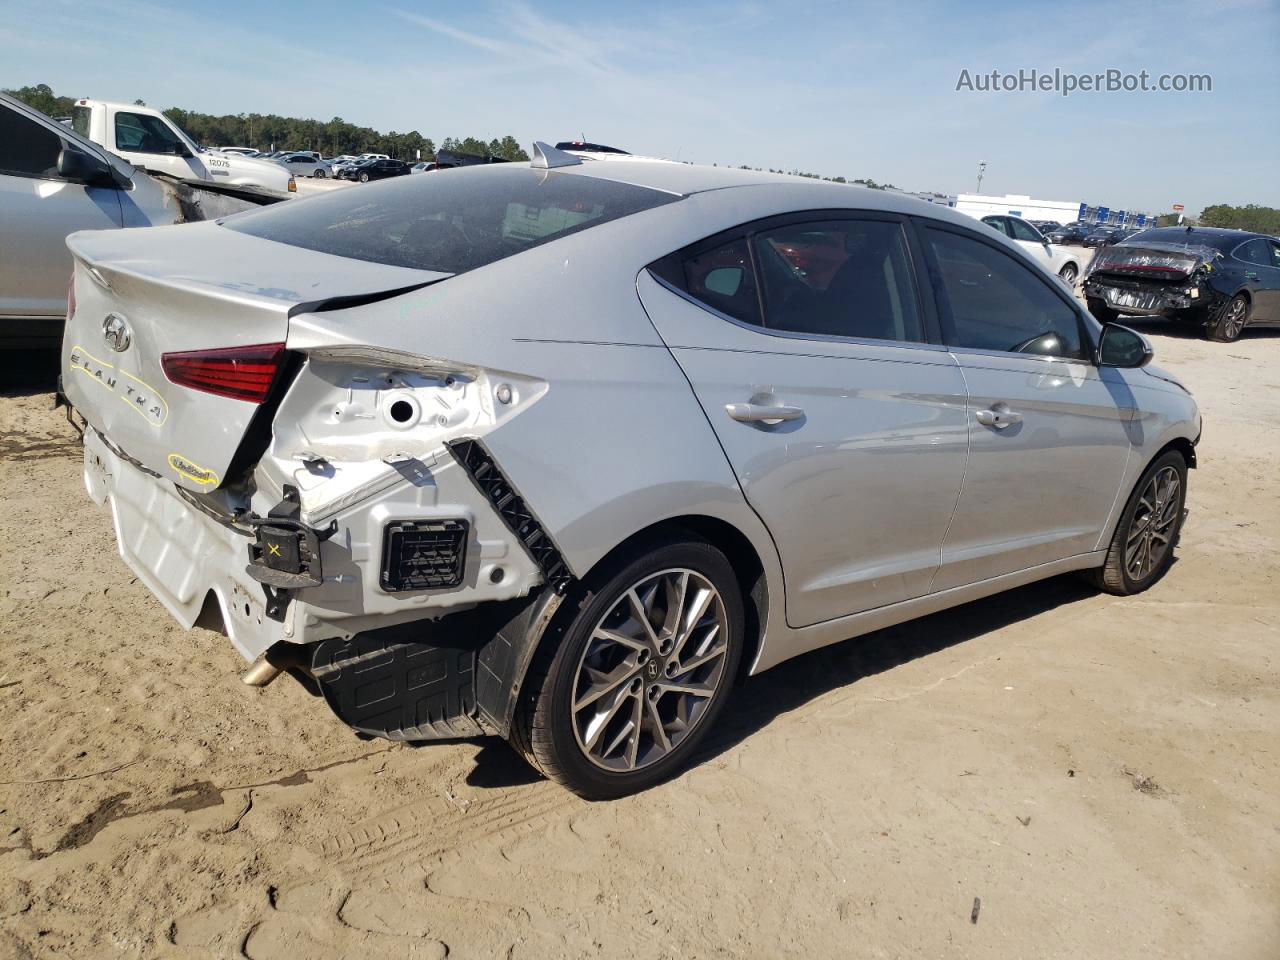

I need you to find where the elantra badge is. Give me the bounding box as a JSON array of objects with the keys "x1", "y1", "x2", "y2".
[{"x1": 102, "y1": 313, "x2": 131, "y2": 353}]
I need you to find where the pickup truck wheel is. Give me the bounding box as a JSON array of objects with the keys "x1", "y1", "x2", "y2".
[
  {"x1": 511, "y1": 539, "x2": 744, "y2": 799},
  {"x1": 1084, "y1": 450, "x2": 1187, "y2": 596},
  {"x1": 1086, "y1": 297, "x2": 1118, "y2": 325},
  {"x1": 1208, "y1": 294, "x2": 1249, "y2": 342},
  {"x1": 1058, "y1": 263, "x2": 1078, "y2": 287}
]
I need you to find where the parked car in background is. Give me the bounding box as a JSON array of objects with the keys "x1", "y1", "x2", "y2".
[
  {"x1": 276, "y1": 152, "x2": 333, "y2": 178},
  {"x1": 339, "y1": 157, "x2": 410, "y2": 182},
  {"x1": 1084, "y1": 226, "x2": 1280, "y2": 341},
  {"x1": 1084, "y1": 226, "x2": 1126, "y2": 248},
  {"x1": 981, "y1": 215, "x2": 1084, "y2": 286},
  {"x1": 216, "y1": 146, "x2": 260, "y2": 157},
  {"x1": 359, "y1": 152, "x2": 391, "y2": 161},
  {"x1": 0, "y1": 92, "x2": 279, "y2": 348},
  {"x1": 60, "y1": 144, "x2": 1199, "y2": 798},
  {"x1": 70, "y1": 99, "x2": 294, "y2": 193},
  {"x1": 1031, "y1": 220, "x2": 1062, "y2": 235},
  {"x1": 410, "y1": 161, "x2": 439, "y2": 173},
  {"x1": 1047, "y1": 222, "x2": 1091, "y2": 244}
]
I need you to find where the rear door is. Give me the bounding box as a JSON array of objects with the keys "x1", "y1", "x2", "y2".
[
  {"x1": 639, "y1": 213, "x2": 969, "y2": 627},
  {"x1": 917, "y1": 220, "x2": 1133, "y2": 589},
  {"x1": 0, "y1": 100, "x2": 122, "y2": 322}
]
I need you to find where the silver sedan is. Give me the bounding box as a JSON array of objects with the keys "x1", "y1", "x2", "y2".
[{"x1": 60, "y1": 143, "x2": 1200, "y2": 798}]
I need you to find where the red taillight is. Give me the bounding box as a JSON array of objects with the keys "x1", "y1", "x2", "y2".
[
  {"x1": 161, "y1": 342, "x2": 285, "y2": 404},
  {"x1": 67, "y1": 274, "x2": 77, "y2": 321}
]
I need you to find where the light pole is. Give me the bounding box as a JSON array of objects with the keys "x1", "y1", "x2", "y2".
[{"x1": 976, "y1": 161, "x2": 987, "y2": 194}]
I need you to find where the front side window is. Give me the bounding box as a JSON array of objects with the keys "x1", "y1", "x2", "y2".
[
  {"x1": 113, "y1": 111, "x2": 186, "y2": 155},
  {"x1": 1009, "y1": 218, "x2": 1043, "y2": 243},
  {"x1": 982, "y1": 216, "x2": 1011, "y2": 237},
  {"x1": 926, "y1": 227, "x2": 1086, "y2": 360},
  {"x1": 751, "y1": 219, "x2": 924, "y2": 342},
  {"x1": 225, "y1": 164, "x2": 679, "y2": 273},
  {"x1": 0, "y1": 104, "x2": 63, "y2": 179}
]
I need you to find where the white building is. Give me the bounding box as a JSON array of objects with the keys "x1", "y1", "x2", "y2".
[{"x1": 954, "y1": 193, "x2": 1081, "y2": 224}]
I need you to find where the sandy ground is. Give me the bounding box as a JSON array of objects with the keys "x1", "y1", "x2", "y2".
[{"x1": 1, "y1": 274, "x2": 1278, "y2": 959}]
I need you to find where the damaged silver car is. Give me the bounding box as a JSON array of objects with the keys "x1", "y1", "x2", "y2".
[{"x1": 60, "y1": 144, "x2": 1201, "y2": 798}]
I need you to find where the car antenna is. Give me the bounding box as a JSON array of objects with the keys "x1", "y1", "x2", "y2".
[{"x1": 530, "y1": 141, "x2": 582, "y2": 169}]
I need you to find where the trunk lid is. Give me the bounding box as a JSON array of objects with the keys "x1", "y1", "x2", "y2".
[
  {"x1": 1088, "y1": 241, "x2": 1221, "y2": 284},
  {"x1": 62, "y1": 220, "x2": 447, "y2": 491}
]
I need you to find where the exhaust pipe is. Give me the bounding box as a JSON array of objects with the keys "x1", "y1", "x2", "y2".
[{"x1": 241, "y1": 642, "x2": 308, "y2": 688}]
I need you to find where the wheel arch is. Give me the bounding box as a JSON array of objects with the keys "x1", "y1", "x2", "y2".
[
  {"x1": 489, "y1": 512, "x2": 775, "y2": 739},
  {"x1": 589, "y1": 514, "x2": 770, "y2": 683}
]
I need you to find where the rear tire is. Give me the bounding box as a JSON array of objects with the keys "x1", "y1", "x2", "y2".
[
  {"x1": 1085, "y1": 450, "x2": 1187, "y2": 595},
  {"x1": 1207, "y1": 293, "x2": 1249, "y2": 342},
  {"x1": 511, "y1": 538, "x2": 744, "y2": 800},
  {"x1": 1086, "y1": 298, "x2": 1119, "y2": 325}
]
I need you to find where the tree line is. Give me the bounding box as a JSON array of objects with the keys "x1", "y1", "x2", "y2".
[
  {"x1": 1197, "y1": 204, "x2": 1280, "y2": 235},
  {"x1": 4, "y1": 83, "x2": 529, "y2": 162}
]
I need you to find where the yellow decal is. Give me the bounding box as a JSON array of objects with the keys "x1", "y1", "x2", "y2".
[
  {"x1": 68, "y1": 347, "x2": 168, "y2": 427},
  {"x1": 167, "y1": 453, "x2": 219, "y2": 487}
]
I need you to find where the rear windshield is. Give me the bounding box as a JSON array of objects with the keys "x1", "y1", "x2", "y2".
[{"x1": 224, "y1": 165, "x2": 679, "y2": 274}]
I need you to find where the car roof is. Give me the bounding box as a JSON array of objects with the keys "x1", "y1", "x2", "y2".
[
  {"x1": 542, "y1": 159, "x2": 988, "y2": 230},
  {"x1": 1125, "y1": 226, "x2": 1267, "y2": 248}
]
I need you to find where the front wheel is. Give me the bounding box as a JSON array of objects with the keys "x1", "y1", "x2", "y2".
[
  {"x1": 1059, "y1": 262, "x2": 1079, "y2": 288},
  {"x1": 313, "y1": 168, "x2": 327, "y2": 178},
  {"x1": 359, "y1": 172, "x2": 370, "y2": 182},
  {"x1": 511, "y1": 539, "x2": 744, "y2": 799},
  {"x1": 1085, "y1": 450, "x2": 1187, "y2": 595},
  {"x1": 1207, "y1": 293, "x2": 1249, "y2": 342}
]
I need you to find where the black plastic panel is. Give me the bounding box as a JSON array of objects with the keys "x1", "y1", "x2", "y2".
[
  {"x1": 380, "y1": 519, "x2": 468, "y2": 592},
  {"x1": 447, "y1": 438, "x2": 571, "y2": 590}
]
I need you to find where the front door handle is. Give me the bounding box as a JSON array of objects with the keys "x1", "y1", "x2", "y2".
[
  {"x1": 975, "y1": 406, "x2": 1022, "y2": 429},
  {"x1": 725, "y1": 402, "x2": 805, "y2": 424}
]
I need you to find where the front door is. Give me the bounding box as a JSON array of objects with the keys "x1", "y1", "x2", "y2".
[
  {"x1": 639, "y1": 215, "x2": 969, "y2": 627},
  {"x1": 110, "y1": 107, "x2": 207, "y2": 180},
  {"x1": 0, "y1": 102, "x2": 122, "y2": 319},
  {"x1": 918, "y1": 222, "x2": 1134, "y2": 589}
]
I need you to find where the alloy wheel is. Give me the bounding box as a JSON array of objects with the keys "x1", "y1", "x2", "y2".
[
  {"x1": 571, "y1": 568, "x2": 729, "y2": 772},
  {"x1": 1125, "y1": 465, "x2": 1180, "y2": 581},
  {"x1": 1223, "y1": 297, "x2": 1248, "y2": 339},
  {"x1": 1060, "y1": 263, "x2": 1078, "y2": 286}
]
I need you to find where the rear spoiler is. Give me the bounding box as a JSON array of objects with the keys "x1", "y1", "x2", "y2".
[{"x1": 150, "y1": 173, "x2": 290, "y2": 223}]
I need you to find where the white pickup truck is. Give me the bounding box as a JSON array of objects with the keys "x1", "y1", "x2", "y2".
[{"x1": 70, "y1": 99, "x2": 294, "y2": 193}]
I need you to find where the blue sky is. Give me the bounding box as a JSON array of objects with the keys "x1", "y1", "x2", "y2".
[{"x1": 4, "y1": 0, "x2": 1277, "y2": 213}]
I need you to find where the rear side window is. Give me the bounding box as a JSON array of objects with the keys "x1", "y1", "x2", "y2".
[
  {"x1": 0, "y1": 104, "x2": 63, "y2": 179},
  {"x1": 752, "y1": 220, "x2": 924, "y2": 342},
  {"x1": 680, "y1": 238, "x2": 761, "y2": 326},
  {"x1": 225, "y1": 165, "x2": 679, "y2": 274},
  {"x1": 926, "y1": 227, "x2": 1086, "y2": 360}
]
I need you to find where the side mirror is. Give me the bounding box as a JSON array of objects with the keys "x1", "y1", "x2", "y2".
[
  {"x1": 1097, "y1": 323, "x2": 1153, "y2": 368},
  {"x1": 57, "y1": 145, "x2": 118, "y2": 188}
]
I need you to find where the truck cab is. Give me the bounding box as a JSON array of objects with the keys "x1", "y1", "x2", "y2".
[{"x1": 70, "y1": 100, "x2": 294, "y2": 193}]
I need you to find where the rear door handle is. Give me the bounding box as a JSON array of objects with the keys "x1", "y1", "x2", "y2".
[
  {"x1": 975, "y1": 407, "x2": 1022, "y2": 429},
  {"x1": 725, "y1": 402, "x2": 805, "y2": 423}
]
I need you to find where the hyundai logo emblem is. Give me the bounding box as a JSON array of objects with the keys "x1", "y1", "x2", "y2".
[{"x1": 102, "y1": 313, "x2": 131, "y2": 353}]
